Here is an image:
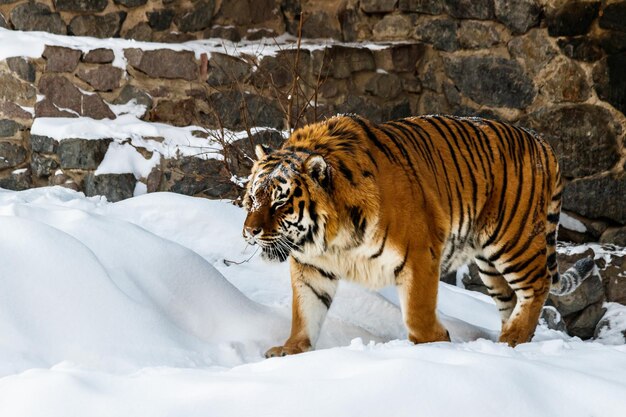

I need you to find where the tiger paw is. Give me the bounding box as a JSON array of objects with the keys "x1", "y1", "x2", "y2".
[{"x1": 264, "y1": 343, "x2": 311, "y2": 358}]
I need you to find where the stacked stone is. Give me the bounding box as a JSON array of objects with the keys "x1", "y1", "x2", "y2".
[{"x1": 0, "y1": 0, "x2": 283, "y2": 43}]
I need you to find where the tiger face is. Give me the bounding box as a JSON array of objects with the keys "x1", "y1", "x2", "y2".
[{"x1": 242, "y1": 145, "x2": 328, "y2": 262}]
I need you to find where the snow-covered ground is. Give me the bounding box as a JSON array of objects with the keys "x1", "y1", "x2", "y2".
[{"x1": 0, "y1": 186, "x2": 624, "y2": 417}]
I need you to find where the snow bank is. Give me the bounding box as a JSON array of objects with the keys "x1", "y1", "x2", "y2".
[{"x1": 0, "y1": 187, "x2": 625, "y2": 417}]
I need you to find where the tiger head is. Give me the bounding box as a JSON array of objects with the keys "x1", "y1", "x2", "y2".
[{"x1": 242, "y1": 144, "x2": 331, "y2": 262}]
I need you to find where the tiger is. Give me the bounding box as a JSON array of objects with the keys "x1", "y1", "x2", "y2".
[{"x1": 242, "y1": 114, "x2": 594, "y2": 358}]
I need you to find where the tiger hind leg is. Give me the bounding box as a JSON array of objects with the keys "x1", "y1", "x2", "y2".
[
  {"x1": 494, "y1": 253, "x2": 552, "y2": 347},
  {"x1": 474, "y1": 255, "x2": 517, "y2": 324}
]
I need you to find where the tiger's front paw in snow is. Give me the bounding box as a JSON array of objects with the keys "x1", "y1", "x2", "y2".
[{"x1": 265, "y1": 342, "x2": 311, "y2": 358}]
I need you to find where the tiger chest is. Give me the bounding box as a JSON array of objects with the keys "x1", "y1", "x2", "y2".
[{"x1": 297, "y1": 243, "x2": 404, "y2": 289}]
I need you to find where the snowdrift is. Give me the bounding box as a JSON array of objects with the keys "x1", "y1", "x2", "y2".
[{"x1": 0, "y1": 187, "x2": 624, "y2": 417}]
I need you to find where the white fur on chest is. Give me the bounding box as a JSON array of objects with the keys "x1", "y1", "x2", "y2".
[{"x1": 295, "y1": 231, "x2": 403, "y2": 289}]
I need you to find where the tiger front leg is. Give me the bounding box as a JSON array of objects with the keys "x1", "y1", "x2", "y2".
[
  {"x1": 265, "y1": 258, "x2": 338, "y2": 358},
  {"x1": 396, "y1": 249, "x2": 450, "y2": 344}
]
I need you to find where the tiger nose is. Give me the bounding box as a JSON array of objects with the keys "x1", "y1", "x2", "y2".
[{"x1": 245, "y1": 226, "x2": 262, "y2": 238}]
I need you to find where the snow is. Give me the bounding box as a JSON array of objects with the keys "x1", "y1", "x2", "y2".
[
  {"x1": 560, "y1": 212, "x2": 587, "y2": 233},
  {"x1": 0, "y1": 186, "x2": 624, "y2": 417}
]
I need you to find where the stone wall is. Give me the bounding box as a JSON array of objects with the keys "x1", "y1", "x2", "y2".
[{"x1": 0, "y1": 0, "x2": 624, "y2": 244}]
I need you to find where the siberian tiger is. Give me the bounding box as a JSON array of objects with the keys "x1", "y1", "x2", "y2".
[{"x1": 242, "y1": 114, "x2": 593, "y2": 357}]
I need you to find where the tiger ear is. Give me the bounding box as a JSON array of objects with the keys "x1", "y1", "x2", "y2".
[
  {"x1": 255, "y1": 144, "x2": 274, "y2": 160},
  {"x1": 305, "y1": 155, "x2": 328, "y2": 185}
]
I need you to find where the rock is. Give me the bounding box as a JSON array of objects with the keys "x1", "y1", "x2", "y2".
[
  {"x1": 599, "y1": 30, "x2": 626, "y2": 54},
  {"x1": 444, "y1": 56, "x2": 535, "y2": 108},
  {"x1": 595, "y1": 312, "x2": 626, "y2": 342},
  {"x1": 113, "y1": 0, "x2": 148, "y2": 7},
  {"x1": 0, "y1": 142, "x2": 27, "y2": 169},
  {"x1": 256, "y1": 49, "x2": 310, "y2": 89},
  {"x1": 126, "y1": 49, "x2": 198, "y2": 81},
  {"x1": 0, "y1": 168, "x2": 31, "y2": 191},
  {"x1": 461, "y1": 263, "x2": 490, "y2": 295},
  {"x1": 227, "y1": 129, "x2": 285, "y2": 176},
  {"x1": 593, "y1": 53, "x2": 626, "y2": 116},
  {"x1": 245, "y1": 28, "x2": 278, "y2": 41},
  {"x1": 445, "y1": 0, "x2": 494, "y2": 19},
  {"x1": 557, "y1": 210, "x2": 608, "y2": 243},
  {"x1": 218, "y1": 0, "x2": 279, "y2": 25},
  {"x1": 29, "y1": 134, "x2": 58, "y2": 153},
  {"x1": 31, "y1": 153, "x2": 58, "y2": 177},
  {"x1": 148, "y1": 99, "x2": 197, "y2": 127},
  {"x1": 146, "y1": 165, "x2": 162, "y2": 193},
  {"x1": 37, "y1": 75, "x2": 116, "y2": 119},
  {"x1": 458, "y1": 20, "x2": 503, "y2": 49},
  {"x1": 540, "y1": 306, "x2": 567, "y2": 332},
  {"x1": 373, "y1": 14, "x2": 412, "y2": 40},
  {"x1": 164, "y1": 156, "x2": 239, "y2": 199},
  {"x1": 602, "y1": 252, "x2": 626, "y2": 303},
  {"x1": 550, "y1": 272, "x2": 604, "y2": 317},
  {"x1": 0, "y1": 12, "x2": 7, "y2": 29},
  {"x1": 416, "y1": 17, "x2": 459, "y2": 51},
  {"x1": 0, "y1": 72, "x2": 37, "y2": 105},
  {"x1": 563, "y1": 175, "x2": 626, "y2": 224},
  {"x1": 34, "y1": 99, "x2": 77, "y2": 118},
  {"x1": 7, "y1": 57, "x2": 36, "y2": 82},
  {"x1": 313, "y1": 46, "x2": 375, "y2": 79},
  {"x1": 76, "y1": 66, "x2": 124, "y2": 92},
  {"x1": 82, "y1": 48, "x2": 115, "y2": 64},
  {"x1": 546, "y1": 1, "x2": 600, "y2": 37},
  {"x1": 58, "y1": 138, "x2": 112, "y2": 169},
  {"x1": 207, "y1": 53, "x2": 251, "y2": 86},
  {"x1": 84, "y1": 173, "x2": 136, "y2": 202},
  {"x1": 124, "y1": 22, "x2": 153, "y2": 41},
  {"x1": 373, "y1": 44, "x2": 426, "y2": 73},
  {"x1": 365, "y1": 73, "x2": 402, "y2": 99},
  {"x1": 519, "y1": 105, "x2": 620, "y2": 178},
  {"x1": 54, "y1": 0, "x2": 108, "y2": 12},
  {"x1": 398, "y1": 0, "x2": 444, "y2": 14},
  {"x1": 205, "y1": 91, "x2": 284, "y2": 130},
  {"x1": 599, "y1": 2, "x2": 626, "y2": 32},
  {"x1": 557, "y1": 37, "x2": 603, "y2": 62},
  {"x1": 174, "y1": 1, "x2": 214, "y2": 32},
  {"x1": 10, "y1": 2, "x2": 66, "y2": 34},
  {"x1": 205, "y1": 25, "x2": 241, "y2": 41},
  {"x1": 0, "y1": 100, "x2": 33, "y2": 121},
  {"x1": 156, "y1": 32, "x2": 197, "y2": 43},
  {"x1": 600, "y1": 227, "x2": 626, "y2": 246},
  {"x1": 334, "y1": 95, "x2": 385, "y2": 123},
  {"x1": 508, "y1": 29, "x2": 559, "y2": 75},
  {"x1": 43, "y1": 46, "x2": 81, "y2": 73},
  {"x1": 112, "y1": 85, "x2": 153, "y2": 111},
  {"x1": 493, "y1": 0, "x2": 540, "y2": 34},
  {"x1": 147, "y1": 9, "x2": 174, "y2": 31},
  {"x1": 0, "y1": 119, "x2": 20, "y2": 137},
  {"x1": 69, "y1": 12, "x2": 126, "y2": 38},
  {"x1": 361, "y1": 0, "x2": 397, "y2": 13},
  {"x1": 539, "y1": 57, "x2": 590, "y2": 103},
  {"x1": 301, "y1": 11, "x2": 342, "y2": 39},
  {"x1": 565, "y1": 301, "x2": 606, "y2": 340}
]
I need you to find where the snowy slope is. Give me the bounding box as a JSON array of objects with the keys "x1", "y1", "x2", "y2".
[{"x1": 0, "y1": 187, "x2": 625, "y2": 417}]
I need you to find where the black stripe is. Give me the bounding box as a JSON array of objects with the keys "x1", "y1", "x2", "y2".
[
  {"x1": 349, "y1": 115, "x2": 398, "y2": 163},
  {"x1": 303, "y1": 282, "x2": 332, "y2": 309},
  {"x1": 337, "y1": 160, "x2": 356, "y2": 186},
  {"x1": 394, "y1": 246, "x2": 409, "y2": 277},
  {"x1": 547, "y1": 213, "x2": 560, "y2": 223},
  {"x1": 546, "y1": 231, "x2": 556, "y2": 246},
  {"x1": 371, "y1": 225, "x2": 389, "y2": 259},
  {"x1": 348, "y1": 206, "x2": 367, "y2": 242}
]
